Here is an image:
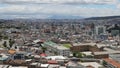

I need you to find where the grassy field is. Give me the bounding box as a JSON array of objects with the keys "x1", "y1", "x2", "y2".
[{"x1": 63, "y1": 44, "x2": 71, "y2": 48}]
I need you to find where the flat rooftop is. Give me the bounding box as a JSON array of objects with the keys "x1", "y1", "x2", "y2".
[
  {"x1": 80, "y1": 62, "x2": 102, "y2": 68},
  {"x1": 44, "y1": 41, "x2": 69, "y2": 50},
  {"x1": 44, "y1": 41, "x2": 57, "y2": 46},
  {"x1": 94, "y1": 51, "x2": 120, "y2": 55},
  {"x1": 45, "y1": 56, "x2": 67, "y2": 60},
  {"x1": 53, "y1": 45, "x2": 69, "y2": 50},
  {"x1": 73, "y1": 43, "x2": 96, "y2": 46}
]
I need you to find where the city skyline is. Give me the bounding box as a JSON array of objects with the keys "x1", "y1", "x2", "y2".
[{"x1": 0, "y1": 0, "x2": 120, "y2": 19}]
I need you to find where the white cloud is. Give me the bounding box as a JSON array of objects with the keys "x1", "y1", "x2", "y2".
[
  {"x1": 0, "y1": 5, "x2": 43, "y2": 14},
  {"x1": 0, "y1": 4, "x2": 120, "y2": 18},
  {"x1": 0, "y1": 0, "x2": 120, "y2": 19},
  {"x1": 0, "y1": 0, "x2": 118, "y2": 4},
  {"x1": 0, "y1": 14, "x2": 50, "y2": 19},
  {"x1": 117, "y1": 3, "x2": 120, "y2": 8}
]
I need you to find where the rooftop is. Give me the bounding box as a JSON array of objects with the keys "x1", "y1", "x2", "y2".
[
  {"x1": 48, "y1": 64, "x2": 59, "y2": 68},
  {"x1": 41, "y1": 64, "x2": 49, "y2": 67},
  {"x1": 54, "y1": 45, "x2": 69, "y2": 50},
  {"x1": 8, "y1": 49, "x2": 16, "y2": 55},
  {"x1": 79, "y1": 62, "x2": 102, "y2": 68},
  {"x1": 45, "y1": 56, "x2": 67, "y2": 60},
  {"x1": 110, "y1": 54, "x2": 120, "y2": 63},
  {"x1": 44, "y1": 41, "x2": 69, "y2": 50},
  {"x1": 0, "y1": 57, "x2": 8, "y2": 61},
  {"x1": 94, "y1": 51, "x2": 120, "y2": 55},
  {"x1": 73, "y1": 43, "x2": 96, "y2": 46},
  {"x1": 81, "y1": 51, "x2": 92, "y2": 56},
  {"x1": 66, "y1": 61, "x2": 86, "y2": 68},
  {"x1": 104, "y1": 58, "x2": 120, "y2": 68},
  {"x1": 44, "y1": 41, "x2": 57, "y2": 46}
]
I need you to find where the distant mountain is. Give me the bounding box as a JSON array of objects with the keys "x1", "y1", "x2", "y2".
[
  {"x1": 85, "y1": 16, "x2": 120, "y2": 20},
  {"x1": 0, "y1": 15, "x2": 120, "y2": 24},
  {"x1": 49, "y1": 15, "x2": 83, "y2": 19},
  {"x1": 84, "y1": 16, "x2": 120, "y2": 24}
]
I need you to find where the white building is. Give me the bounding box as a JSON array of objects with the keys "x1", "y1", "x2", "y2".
[
  {"x1": 80, "y1": 62, "x2": 102, "y2": 68},
  {"x1": 95, "y1": 26, "x2": 106, "y2": 35},
  {"x1": 43, "y1": 41, "x2": 70, "y2": 56}
]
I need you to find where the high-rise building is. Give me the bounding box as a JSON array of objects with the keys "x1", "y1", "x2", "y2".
[
  {"x1": 107, "y1": 24, "x2": 120, "y2": 36},
  {"x1": 111, "y1": 30, "x2": 119, "y2": 36},
  {"x1": 95, "y1": 26, "x2": 106, "y2": 35}
]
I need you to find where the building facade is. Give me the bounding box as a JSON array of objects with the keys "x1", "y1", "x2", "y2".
[{"x1": 43, "y1": 41, "x2": 70, "y2": 57}]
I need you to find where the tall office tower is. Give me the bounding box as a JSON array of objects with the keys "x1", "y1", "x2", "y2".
[{"x1": 95, "y1": 26, "x2": 106, "y2": 35}]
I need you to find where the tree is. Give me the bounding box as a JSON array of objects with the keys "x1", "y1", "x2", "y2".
[
  {"x1": 15, "y1": 46, "x2": 17, "y2": 49},
  {"x1": 3, "y1": 36, "x2": 8, "y2": 40},
  {"x1": 73, "y1": 52, "x2": 85, "y2": 58},
  {"x1": 42, "y1": 47, "x2": 47, "y2": 53},
  {"x1": 9, "y1": 39, "x2": 15, "y2": 48},
  {"x1": 73, "y1": 51, "x2": 79, "y2": 57},
  {"x1": 3, "y1": 41, "x2": 7, "y2": 48},
  {"x1": 77, "y1": 52, "x2": 84, "y2": 58},
  {"x1": 103, "y1": 61, "x2": 107, "y2": 67}
]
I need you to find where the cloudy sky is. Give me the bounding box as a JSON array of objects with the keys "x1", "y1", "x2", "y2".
[{"x1": 0, "y1": 0, "x2": 120, "y2": 19}]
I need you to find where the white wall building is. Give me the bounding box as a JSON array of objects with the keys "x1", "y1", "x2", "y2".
[
  {"x1": 44, "y1": 41, "x2": 70, "y2": 57},
  {"x1": 95, "y1": 26, "x2": 106, "y2": 35}
]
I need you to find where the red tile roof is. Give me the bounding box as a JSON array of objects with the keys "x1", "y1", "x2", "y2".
[
  {"x1": 8, "y1": 49, "x2": 16, "y2": 54},
  {"x1": 40, "y1": 53, "x2": 47, "y2": 57},
  {"x1": 48, "y1": 60, "x2": 58, "y2": 64},
  {"x1": 104, "y1": 58, "x2": 120, "y2": 68}
]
